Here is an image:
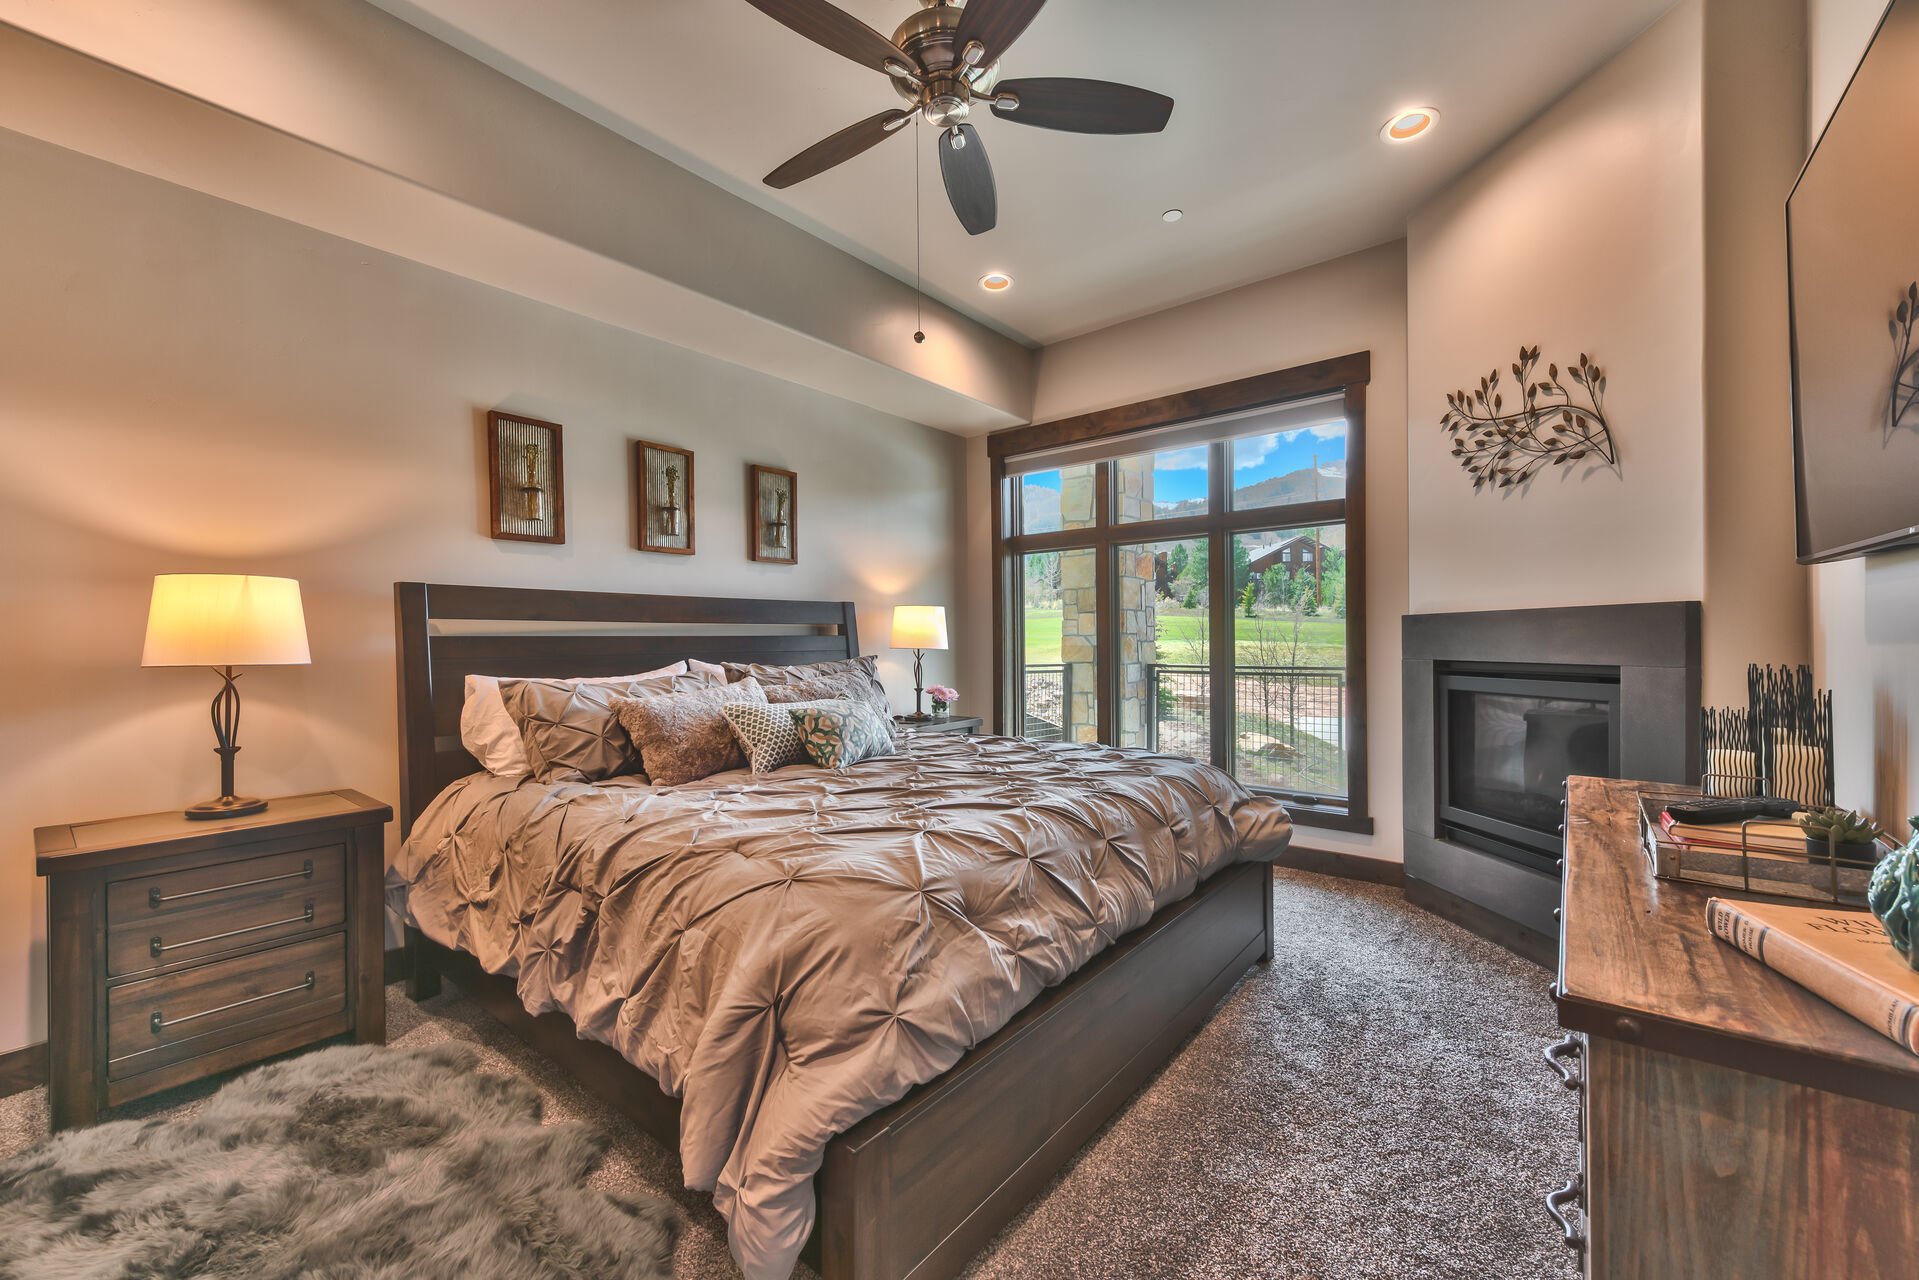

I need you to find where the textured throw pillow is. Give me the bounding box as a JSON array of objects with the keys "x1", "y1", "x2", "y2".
[
  {"x1": 463, "y1": 664, "x2": 686, "y2": 778},
  {"x1": 720, "y1": 698, "x2": 847, "y2": 773},
  {"x1": 614, "y1": 678, "x2": 768, "y2": 787},
  {"x1": 791, "y1": 700, "x2": 896, "y2": 771},
  {"x1": 762, "y1": 671, "x2": 896, "y2": 738},
  {"x1": 724, "y1": 655, "x2": 885, "y2": 695},
  {"x1": 501, "y1": 668, "x2": 715, "y2": 783}
]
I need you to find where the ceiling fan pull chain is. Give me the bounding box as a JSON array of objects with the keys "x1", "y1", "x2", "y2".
[{"x1": 913, "y1": 113, "x2": 925, "y2": 345}]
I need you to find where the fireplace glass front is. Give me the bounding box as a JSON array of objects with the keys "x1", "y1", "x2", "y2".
[{"x1": 1438, "y1": 670, "x2": 1621, "y2": 872}]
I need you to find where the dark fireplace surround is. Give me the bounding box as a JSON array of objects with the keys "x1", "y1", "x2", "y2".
[{"x1": 1403, "y1": 602, "x2": 1700, "y2": 959}]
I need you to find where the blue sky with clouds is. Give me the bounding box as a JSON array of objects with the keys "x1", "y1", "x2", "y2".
[{"x1": 1019, "y1": 421, "x2": 1348, "y2": 507}]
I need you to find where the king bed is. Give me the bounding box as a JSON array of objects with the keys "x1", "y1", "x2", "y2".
[{"x1": 392, "y1": 582, "x2": 1291, "y2": 1280}]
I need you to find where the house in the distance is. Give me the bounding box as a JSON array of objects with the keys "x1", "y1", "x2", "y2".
[{"x1": 1248, "y1": 533, "x2": 1324, "y2": 581}]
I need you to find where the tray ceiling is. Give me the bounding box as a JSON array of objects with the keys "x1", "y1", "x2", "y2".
[{"x1": 374, "y1": 0, "x2": 1678, "y2": 346}]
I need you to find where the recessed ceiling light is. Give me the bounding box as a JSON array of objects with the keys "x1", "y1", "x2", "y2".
[
  {"x1": 1380, "y1": 107, "x2": 1440, "y2": 143},
  {"x1": 1162, "y1": 208, "x2": 1184, "y2": 223},
  {"x1": 980, "y1": 272, "x2": 1013, "y2": 292}
]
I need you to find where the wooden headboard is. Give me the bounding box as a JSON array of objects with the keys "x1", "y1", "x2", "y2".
[{"x1": 394, "y1": 582, "x2": 861, "y2": 836}]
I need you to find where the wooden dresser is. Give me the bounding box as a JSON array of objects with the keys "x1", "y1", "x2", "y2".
[
  {"x1": 1552, "y1": 776, "x2": 1918, "y2": 1279},
  {"x1": 35, "y1": 789, "x2": 390, "y2": 1130}
]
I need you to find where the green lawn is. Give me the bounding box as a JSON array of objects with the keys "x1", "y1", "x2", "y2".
[{"x1": 1021, "y1": 609, "x2": 1346, "y2": 668}]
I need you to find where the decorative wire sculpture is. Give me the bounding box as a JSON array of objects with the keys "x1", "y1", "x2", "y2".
[
  {"x1": 1889, "y1": 282, "x2": 1919, "y2": 441},
  {"x1": 1442, "y1": 346, "x2": 1618, "y2": 492},
  {"x1": 1749, "y1": 663, "x2": 1834, "y2": 810},
  {"x1": 1700, "y1": 664, "x2": 1834, "y2": 809},
  {"x1": 1700, "y1": 705, "x2": 1761, "y2": 798}
]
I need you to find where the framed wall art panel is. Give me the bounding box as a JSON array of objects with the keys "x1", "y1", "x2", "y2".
[
  {"x1": 636, "y1": 439, "x2": 695, "y2": 555},
  {"x1": 486, "y1": 411, "x2": 565, "y2": 544},
  {"x1": 748, "y1": 464, "x2": 797, "y2": 565}
]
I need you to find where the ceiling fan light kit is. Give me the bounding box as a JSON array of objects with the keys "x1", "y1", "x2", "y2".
[{"x1": 747, "y1": 0, "x2": 1175, "y2": 236}]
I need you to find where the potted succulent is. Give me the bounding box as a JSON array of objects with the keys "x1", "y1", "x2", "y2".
[
  {"x1": 1867, "y1": 817, "x2": 1919, "y2": 967},
  {"x1": 927, "y1": 685, "x2": 958, "y2": 715},
  {"x1": 1797, "y1": 806, "x2": 1887, "y2": 865}
]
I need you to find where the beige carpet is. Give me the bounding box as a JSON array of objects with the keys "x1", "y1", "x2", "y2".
[{"x1": 0, "y1": 870, "x2": 1579, "y2": 1279}]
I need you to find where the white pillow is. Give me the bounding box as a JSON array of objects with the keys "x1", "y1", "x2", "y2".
[{"x1": 461, "y1": 662, "x2": 687, "y2": 778}]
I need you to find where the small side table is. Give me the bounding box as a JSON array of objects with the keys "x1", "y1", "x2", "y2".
[
  {"x1": 894, "y1": 715, "x2": 984, "y2": 737},
  {"x1": 35, "y1": 789, "x2": 391, "y2": 1130}
]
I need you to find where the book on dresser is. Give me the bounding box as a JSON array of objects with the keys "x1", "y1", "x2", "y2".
[{"x1": 1706, "y1": 897, "x2": 1919, "y2": 1055}]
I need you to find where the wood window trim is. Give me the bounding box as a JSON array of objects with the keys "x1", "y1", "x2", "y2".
[{"x1": 990, "y1": 353, "x2": 1371, "y2": 829}]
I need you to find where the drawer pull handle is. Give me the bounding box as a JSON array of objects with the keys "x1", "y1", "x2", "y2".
[
  {"x1": 149, "y1": 860, "x2": 314, "y2": 908},
  {"x1": 1545, "y1": 1174, "x2": 1586, "y2": 1256},
  {"x1": 150, "y1": 970, "x2": 316, "y2": 1034},
  {"x1": 150, "y1": 902, "x2": 315, "y2": 957},
  {"x1": 1544, "y1": 1034, "x2": 1585, "y2": 1090}
]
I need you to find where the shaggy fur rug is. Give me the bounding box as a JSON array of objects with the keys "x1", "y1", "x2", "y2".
[{"x1": 0, "y1": 1041, "x2": 678, "y2": 1279}]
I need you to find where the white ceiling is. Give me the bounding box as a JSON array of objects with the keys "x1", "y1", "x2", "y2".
[{"x1": 373, "y1": 0, "x2": 1678, "y2": 347}]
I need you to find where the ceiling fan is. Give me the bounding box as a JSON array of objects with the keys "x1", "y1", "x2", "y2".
[{"x1": 746, "y1": 0, "x2": 1174, "y2": 235}]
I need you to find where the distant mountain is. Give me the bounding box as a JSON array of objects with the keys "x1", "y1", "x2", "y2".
[{"x1": 1150, "y1": 465, "x2": 1344, "y2": 519}]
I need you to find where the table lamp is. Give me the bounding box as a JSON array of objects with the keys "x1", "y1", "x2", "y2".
[
  {"x1": 891, "y1": 605, "x2": 948, "y2": 722},
  {"x1": 142, "y1": 574, "x2": 311, "y2": 820}
]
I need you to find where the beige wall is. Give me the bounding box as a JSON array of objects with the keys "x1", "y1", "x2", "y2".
[
  {"x1": 0, "y1": 3, "x2": 1034, "y2": 432},
  {"x1": 1807, "y1": 0, "x2": 1919, "y2": 827},
  {"x1": 1702, "y1": 0, "x2": 1811, "y2": 704},
  {"x1": 967, "y1": 243, "x2": 1410, "y2": 864},
  {"x1": 0, "y1": 130, "x2": 965, "y2": 1054},
  {"x1": 1407, "y1": 1, "x2": 1708, "y2": 619}
]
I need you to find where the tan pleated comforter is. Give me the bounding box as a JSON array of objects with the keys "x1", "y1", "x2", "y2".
[{"x1": 393, "y1": 733, "x2": 1291, "y2": 1280}]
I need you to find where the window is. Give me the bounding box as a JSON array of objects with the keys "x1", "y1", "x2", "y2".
[{"x1": 991, "y1": 356, "x2": 1370, "y2": 834}]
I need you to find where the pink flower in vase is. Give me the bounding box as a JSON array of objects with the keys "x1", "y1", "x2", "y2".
[{"x1": 927, "y1": 685, "x2": 959, "y2": 713}]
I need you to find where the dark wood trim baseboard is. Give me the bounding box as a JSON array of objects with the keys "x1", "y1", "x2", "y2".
[
  {"x1": 0, "y1": 1040, "x2": 46, "y2": 1099},
  {"x1": 1405, "y1": 874, "x2": 1556, "y2": 969},
  {"x1": 1278, "y1": 845, "x2": 1405, "y2": 886}
]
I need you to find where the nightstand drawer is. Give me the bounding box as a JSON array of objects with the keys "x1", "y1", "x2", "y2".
[
  {"x1": 106, "y1": 845, "x2": 346, "y2": 977},
  {"x1": 107, "y1": 932, "x2": 347, "y2": 1081}
]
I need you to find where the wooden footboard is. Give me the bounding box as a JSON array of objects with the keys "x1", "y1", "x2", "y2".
[{"x1": 407, "y1": 860, "x2": 1273, "y2": 1280}]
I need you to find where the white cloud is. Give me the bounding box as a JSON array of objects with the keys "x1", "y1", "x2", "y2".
[{"x1": 1152, "y1": 445, "x2": 1210, "y2": 471}]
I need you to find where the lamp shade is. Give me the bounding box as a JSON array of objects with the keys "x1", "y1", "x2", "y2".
[
  {"x1": 890, "y1": 605, "x2": 948, "y2": 651},
  {"x1": 142, "y1": 574, "x2": 311, "y2": 668}
]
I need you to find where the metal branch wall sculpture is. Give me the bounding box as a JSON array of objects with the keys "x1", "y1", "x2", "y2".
[
  {"x1": 1442, "y1": 346, "x2": 1618, "y2": 493},
  {"x1": 1889, "y1": 282, "x2": 1919, "y2": 441}
]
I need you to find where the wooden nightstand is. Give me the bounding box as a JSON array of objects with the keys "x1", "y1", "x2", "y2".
[
  {"x1": 893, "y1": 715, "x2": 984, "y2": 737},
  {"x1": 35, "y1": 789, "x2": 391, "y2": 1131}
]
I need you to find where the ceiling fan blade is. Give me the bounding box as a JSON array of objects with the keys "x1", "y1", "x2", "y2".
[
  {"x1": 765, "y1": 109, "x2": 913, "y2": 189},
  {"x1": 953, "y1": 0, "x2": 1047, "y2": 67},
  {"x1": 742, "y1": 0, "x2": 911, "y2": 77},
  {"x1": 991, "y1": 78, "x2": 1175, "y2": 134},
  {"x1": 938, "y1": 124, "x2": 997, "y2": 236}
]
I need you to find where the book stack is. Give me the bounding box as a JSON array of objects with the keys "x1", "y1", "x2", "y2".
[
  {"x1": 1637, "y1": 790, "x2": 1876, "y2": 905},
  {"x1": 1707, "y1": 898, "x2": 1919, "y2": 1055}
]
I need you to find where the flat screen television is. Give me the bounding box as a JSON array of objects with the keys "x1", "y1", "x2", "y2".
[{"x1": 1788, "y1": 0, "x2": 1919, "y2": 562}]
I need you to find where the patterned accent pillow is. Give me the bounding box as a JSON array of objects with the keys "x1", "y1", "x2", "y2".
[
  {"x1": 791, "y1": 700, "x2": 896, "y2": 771},
  {"x1": 613, "y1": 678, "x2": 768, "y2": 787},
  {"x1": 463, "y1": 663, "x2": 686, "y2": 779},
  {"x1": 720, "y1": 698, "x2": 844, "y2": 774},
  {"x1": 500, "y1": 668, "x2": 716, "y2": 783}
]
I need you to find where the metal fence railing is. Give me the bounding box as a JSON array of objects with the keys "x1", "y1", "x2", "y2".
[
  {"x1": 1148, "y1": 664, "x2": 1347, "y2": 800},
  {"x1": 1020, "y1": 664, "x2": 1070, "y2": 743}
]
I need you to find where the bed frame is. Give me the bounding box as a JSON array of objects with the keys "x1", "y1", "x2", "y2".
[{"x1": 394, "y1": 582, "x2": 1274, "y2": 1280}]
